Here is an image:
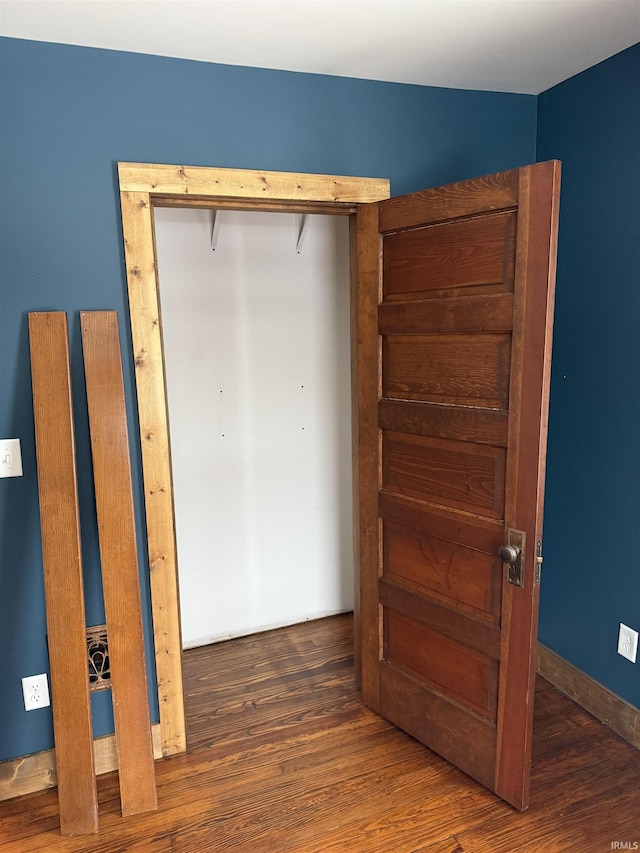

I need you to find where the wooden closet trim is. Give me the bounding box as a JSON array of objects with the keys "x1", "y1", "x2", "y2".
[{"x1": 118, "y1": 163, "x2": 390, "y2": 757}]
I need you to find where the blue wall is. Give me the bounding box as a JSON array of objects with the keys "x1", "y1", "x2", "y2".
[
  {"x1": 0, "y1": 37, "x2": 536, "y2": 761},
  {"x1": 537, "y1": 43, "x2": 640, "y2": 706}
]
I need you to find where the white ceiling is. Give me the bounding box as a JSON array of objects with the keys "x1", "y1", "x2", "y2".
[{"x1": 1, "y1": 0, "x2": 638, "y2": 95}]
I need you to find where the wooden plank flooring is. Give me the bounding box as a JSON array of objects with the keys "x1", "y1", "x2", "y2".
[{"x1": 1, "y1": 614, "x2": 639, "y2": 851}]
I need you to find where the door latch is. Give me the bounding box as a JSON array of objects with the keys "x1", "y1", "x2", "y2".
[
  {"x1": 499, "y1": 528, "x2": 526, "y2": 588},
  {"x1": 535, "y1": 540, "x2": 543, "y2": 584}
]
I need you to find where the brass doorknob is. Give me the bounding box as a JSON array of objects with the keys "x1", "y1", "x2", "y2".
[{"x1": 499, "y1": 544, "x2": 520, "y2": 564}]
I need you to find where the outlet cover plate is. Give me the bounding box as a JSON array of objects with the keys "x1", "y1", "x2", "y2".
[
  {"x1": 0, "y1": 439, "x2": 23, "y2": 478},
  {"x1": 22, "y1": 674, "x2": 51, "y2": 710},
  {"x1": 617, "y1": 623, "x2": 638, "y2": 664}
]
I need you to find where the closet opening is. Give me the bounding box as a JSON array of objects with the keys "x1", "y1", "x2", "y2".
[
  {"x1": 153, "y1": 208, "x2": 354, "y2": 650},
  {"x1": 118, "y1": 162, "x2": 390, "y2": 756}
]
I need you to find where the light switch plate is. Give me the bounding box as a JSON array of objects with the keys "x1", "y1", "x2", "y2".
[{"x1": 0, "y1": 439, "x2": 23, "y2": 478}]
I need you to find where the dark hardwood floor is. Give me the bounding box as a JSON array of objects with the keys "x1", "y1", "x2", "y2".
[{"x1": 1, "y1": 614, "x2": 639, "y2": 852}]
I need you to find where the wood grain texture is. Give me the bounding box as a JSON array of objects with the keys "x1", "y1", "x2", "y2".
[
  {"x1": 378, "y1": 292, "x2": 514, "y2": 335},
  {"x1": 0, "y1": 726, "x2": 162, "y2": 802},
  {"x1": 379, "y1": 660, "x2": 497, "y2": 789},
  {"x1": 382, "y1": 432, "x2": 506, "y2": 518},
  {"x1": 494, "y1": 161, "x2": 561, "y2": 810},
  {"x1": 380, "y1": 577, "x2": 501, "y2": 657},
  {"x1": 118, "y1": 162, "x2": 390, "y2": 203},
  {"x1": 382, "y1": 521, "x2": 502, "y2": 623},
  {"x1": 2, "y1": 617, "x2": 639, "y2": 853},
  {"x1": 383, "y1": 332, "x2": 511, "y2": 407},
  {"x1": 28, "y1": 312, "x2": 98, "y2": 836},
  {"x1": 81, "y1": 311, "x2": 157, "y2": 816},
  {"x1": 537, "y1": 644, "x2": 640, "y2": 749},
  {"x1": 379, "y1": 491, "x2": 504, "y2": 554},
  {"x1": 118, "y1": 164, "x2": 390, "y2": 758},
  {"x1": 378, "y1": 399, "x2": 508, "y2": 446},
  {"x1": 359, "y1": 162, "x2": 561, "y2": 812},
  {"x1": 383, "y1": 211, "x2": 516, "y2": 299},
  {"x1": 349, "y1": 215, "x2": 363, "y2": 689},
  {"x1": 120, "y1": 190, "x2": 187, "y2": 759},
  {"x1": 151, "y1": 197, "x2": 358, "y2": 215},
  {"x1": 384, "y1": 609, "x2": 499, "y2": 719},
  {"x1": 379, "y1": 168, "x2": 519, "y2": 232},
  {"x1": 353, "y1": 202, "x2": 383, "y2": 710}
]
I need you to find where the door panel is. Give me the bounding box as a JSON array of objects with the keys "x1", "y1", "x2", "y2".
[
  {"x1": 384, "y1": 609, "x2": 499, "y2": 720},
  {"x1": 383, "y1": 332, "x2": 511, "y2": 406},
  {"x1": 355, "y1": 162, "x2": 561, "y2": 811},
  {"x1": 383, "y1": 210, "x2": 517, "y2": 298},
  {"x1": 382, "y1": 432, "x2": 506, "y2": 517},
  {"x1": 378, "y1": 398, "x2": 509, "y2": 445},
  {"x1": 382, "y1": 520, "x2": 502, "y2": 622}
]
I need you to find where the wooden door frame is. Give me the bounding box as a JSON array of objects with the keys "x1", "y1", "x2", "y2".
[{"x1": 118, "y1": 163, "x2": 390, "y2": 757}]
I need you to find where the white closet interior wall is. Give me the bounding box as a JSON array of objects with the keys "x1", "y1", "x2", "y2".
[{"x1": 154, "y1": 208, "x2": 354, "y2": 648}]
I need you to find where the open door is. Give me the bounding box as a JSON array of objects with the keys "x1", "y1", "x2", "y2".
[{"x1": 354, "y1": 162, "x2": 561, "y2": 811}]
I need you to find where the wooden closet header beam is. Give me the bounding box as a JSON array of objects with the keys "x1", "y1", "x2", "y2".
[{"x1": 118, "y1": 162, "x2": 389, "y2": 203}]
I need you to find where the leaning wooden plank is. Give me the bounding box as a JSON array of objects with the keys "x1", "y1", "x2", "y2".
[
  {"x1": 80, "y1": 310, "x2": 158, "y2": 816},
  {"x1": 28, "y1": 311, "x2": 99, "y2": 836}
]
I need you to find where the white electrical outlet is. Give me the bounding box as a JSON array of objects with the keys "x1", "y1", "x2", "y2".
[
  {"x1": 0, "y1": 439, "x2": 23, "y2": 478},
  {"x1": 22, "y1": 674, "x2": 51, "y2": 710},
  {"x1": 617, "y1": 623, "x2": 638, "y2": 664}
]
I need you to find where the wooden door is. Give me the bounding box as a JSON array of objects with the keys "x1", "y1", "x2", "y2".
[{"x1": 354, "y1": 161, "x2": 560, "y2": 811}]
